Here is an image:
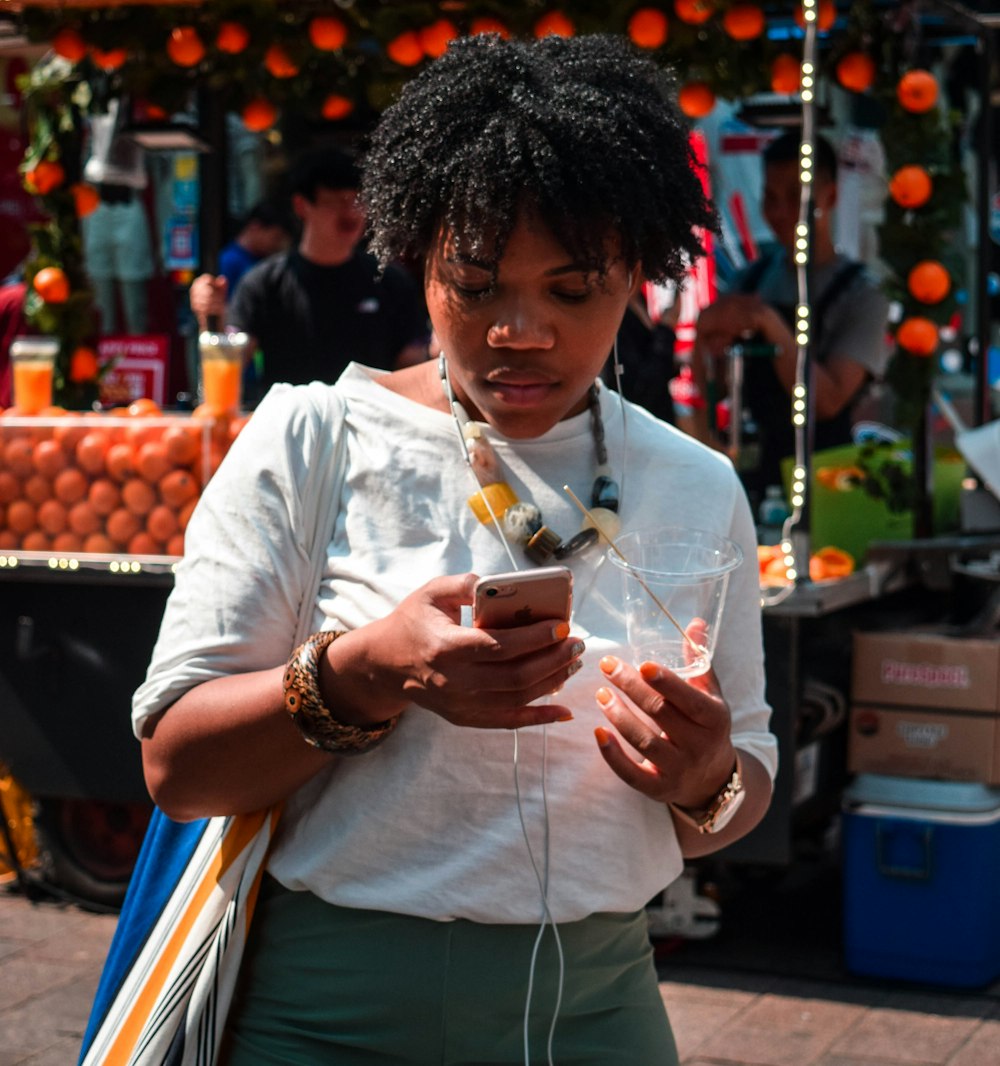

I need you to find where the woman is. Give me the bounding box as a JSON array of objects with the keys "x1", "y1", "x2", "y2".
[{"x1": 135, "y1": 33, "x2": 776, "y2": 1065}]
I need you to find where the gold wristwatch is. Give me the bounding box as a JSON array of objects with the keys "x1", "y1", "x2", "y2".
[{"x1": 670, "y1": 754, "x2": 745, "y2": 835}]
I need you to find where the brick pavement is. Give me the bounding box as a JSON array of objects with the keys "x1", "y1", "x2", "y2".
[{"x1": 2, "y1": 882, "x2": 1000, "y2": 1066}]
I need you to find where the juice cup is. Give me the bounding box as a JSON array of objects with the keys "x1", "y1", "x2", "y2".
[
  {"x1": 198, "y1": 331, "x2": 247, "y2": 415},
  {"x1": 10, "y1": 337, "x2": 59, "y2": 414}
]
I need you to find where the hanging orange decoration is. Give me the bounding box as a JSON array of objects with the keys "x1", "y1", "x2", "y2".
[
  {"x1": 907, "y1": 261, "x2": 951, "y2": 304},
  {"x1": 888, "y1": 165, "x2": 932, "y2": 209},
  {"x1": 216, "y1": 21, "x2": 250, "y2": 55},
  {"x1": 264, "y1": 43, "x2": 299, "y2": 79},
  {"x1": 678, "y1": 81, "x2": 715, "y2": 118},
  {"x1": 69, "y1": 347, "x2": 100, "y2": 383},
  {"x1": 794, "y1": 0, "x2": 836, "y2": 31},
  {"x1": 896, "y1": 316, "x2": 939, "y2": 356},
  {"x1": 836, "y1": 51, "x2": 875, "y2": 93},
  {"x1": 770, "y1": 54, "x2": 801, "y2": 94},
  {"x1": 70, "y1": 182, "x2": 100, "y2": 218},
  {"x1": 673, "y1": 0, "x2": 714, "y2": 24},
  {"x1": 167, "y1": 26, "x2": 205, "y2": 68},
  {"x1": 309, "y1": 15, "x2": 348, "y2": 51},
  {"x1": 897, "y1": 69, "x2": 938, "y2": 113},
  {"x1": 52, "y1": 27, "x2": 87, "y2": 63},
  {"x1": 24, "y1": 160, "x2": 65, "y2": 196},
  {"x1": 321, "y1": 94, "x2": 354, "y2": 121},
  {"x1": 90, "y1": 46, "x2": 127, "y2": 72},
  {"x1": 534, "y1": 11, "x2": 575, "y2": 37},
  {"x1": 386, "y1": 30, "x2": 424, "y2": 66},
  {"x1": 418, "y1": 19, "x2": 458, "y2": 58},
  {"x1": 722, "y1": 4, "x2": 764, "y2": 41},
  {"x1": 241, "y1": 97, "x2": 278, "y2": 132},
  {"x1": 470, "y1": 16, "x2": 511, "y2": 37},
  {"x1": 33, "y1": 267, "x2": 70, "y2": 304},
  {"x1": 628, "y1": 8, "x2": 669, "y2": 49}
]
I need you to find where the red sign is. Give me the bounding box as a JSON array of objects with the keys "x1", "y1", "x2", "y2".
[{"x1": 98, "y1": 334, "x2": 171, "y2": 407}]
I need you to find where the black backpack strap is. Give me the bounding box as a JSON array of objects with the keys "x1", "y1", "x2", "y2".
[{"x1": 812, "y1": 261, "x2": 866, "y2": 339}]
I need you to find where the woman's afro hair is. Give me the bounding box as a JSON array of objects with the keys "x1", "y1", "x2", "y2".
[{"x1": 362, "y1": 33, "x2": 717, "y2": 284}]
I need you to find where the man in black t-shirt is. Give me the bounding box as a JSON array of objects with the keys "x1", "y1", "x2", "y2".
[{"x1": 190, "y1": 146, "x2": 429, "y2": 403}]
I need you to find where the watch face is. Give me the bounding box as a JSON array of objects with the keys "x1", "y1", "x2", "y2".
[{"x1": 704, "y1": 784, "x2": 746, "y2": 833}]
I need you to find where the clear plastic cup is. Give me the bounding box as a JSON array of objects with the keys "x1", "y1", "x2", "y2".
[
  {"x1": 198, "y1": 331, "x2": 247, "y2": 415},
  {"x1": 10, "y1": 337, "x2": 59, "y2": 414},
  {"x1": 608, "y1": 527, "x2": 743, "y2": 678}
]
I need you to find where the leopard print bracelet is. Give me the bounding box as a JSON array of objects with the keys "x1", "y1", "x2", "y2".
[{"x1": 283, "y1": 630, "x2": 400, "y2": 754}]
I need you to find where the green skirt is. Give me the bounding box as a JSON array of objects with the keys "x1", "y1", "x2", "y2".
[{"x1": 221, "y1": 875, "x2": 678, "y2": 1066}]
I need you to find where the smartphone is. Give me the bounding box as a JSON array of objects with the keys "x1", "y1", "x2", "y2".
[{"x1": 473, "y1": 566, "x2": 573, "y2": 630}]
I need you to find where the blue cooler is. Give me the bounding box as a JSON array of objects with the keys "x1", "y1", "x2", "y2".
[{"x1": 842, "y1": 774, "x2": 1000, "y2": 988}]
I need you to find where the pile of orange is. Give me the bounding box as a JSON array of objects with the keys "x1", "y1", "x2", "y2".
[
  {"x1": 758, "y1": 543, "x2": 855, "y2": 587},
  {"x1": 0, "y1": 402, "x2": 248, "y2": 559}
]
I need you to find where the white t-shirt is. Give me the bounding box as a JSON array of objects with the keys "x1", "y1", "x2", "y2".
[{"x1": 134, "y1": 365, "x2": 776, "y2": 924}]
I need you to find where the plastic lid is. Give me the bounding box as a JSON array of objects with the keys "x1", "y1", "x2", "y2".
[{"x1": 844, "y1": 773, "x2": 1000, "y2": 813}]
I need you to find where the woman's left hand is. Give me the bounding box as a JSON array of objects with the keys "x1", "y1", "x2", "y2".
[{"x1": 593, "y1": 653, "x2": 737, "y2": 810}]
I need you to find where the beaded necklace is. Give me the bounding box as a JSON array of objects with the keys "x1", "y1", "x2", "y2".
[{"x1": 439, "y1": 353, "x2": 621, "y2": 567}]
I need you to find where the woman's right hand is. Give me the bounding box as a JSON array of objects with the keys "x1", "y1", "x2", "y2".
[{"x1": 321, "y1": 573, "x2": 585, "y2": 730}]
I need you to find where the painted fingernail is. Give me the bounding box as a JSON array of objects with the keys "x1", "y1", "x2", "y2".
[
  {"x1": 594, "y1": 726, "x2": 612, "y2": 747},
  {"x1": 570, "y1": 640, "x2": 586, "y2": 657},
  {"x1": 556, "y1": 711, "x2": 574, "y2": 722},
  {"x1": 553, "y1": 621, "x2": 571, "y2": 640},
  {"x1": 639, "y1": 662, "x2": 660, "y2": 682},
  {"x1": 595, "y1": 687, "x2": 613, "y2": 706},
  {"x1": 567, "y1": 659, "x2": 583, "y2": 677},
  {"x1": 599, "y1": 655, "x2": 618, "y2": 675}
]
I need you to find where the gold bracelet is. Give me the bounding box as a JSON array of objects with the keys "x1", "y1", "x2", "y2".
[{"x1": 283, "y1": 630, "x2": 400, "y2": 754}]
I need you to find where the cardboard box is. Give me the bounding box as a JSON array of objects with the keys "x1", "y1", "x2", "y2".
[{"x1": 849, "y1": 630, "x2": 1000, "y2": 784}]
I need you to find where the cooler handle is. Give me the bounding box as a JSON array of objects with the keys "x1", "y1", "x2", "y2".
[{"x1": 875, "y1": 822, "x2": 933, "y2": 881}]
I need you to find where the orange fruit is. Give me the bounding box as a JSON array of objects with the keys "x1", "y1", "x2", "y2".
[
  {"x1": 23, "y1": 474, "x2": 52, "y2": 505},
  {"x1": 75, "y1": 429, "x2": 112, "y2": 475},
  {"x1": 0, "y1": 470, "x2": 20, "y2": 504},
  {"x1": 889, "y1": 165, "x2": 932, "y2": 209},
  {"x1": 52, "y1": 27, "x2": 88, "y2": 63},
  {"x1": 897, "y1": 316, "x2": 938, "y2": 356},
  {"x1": 69, "y1": 346, "x2": 100, "y2": 383},
  {"x1": 321, "y1": 94, "x2": 354, "y2": 122},
  {"x1": 177, "y1": 497, "x2": 198, "y2": 531},
  {"x1": 67, "y1": 500, "x2": 100, "y2": 537},
  {"x1": 37, "y1": 498, "x2": 68, "y2": 536},
  {"x1": 4, "y1": 438, "x2": 34, "y2": 478},
  {"x1": 386, "y1": 30, "x2": 424, "y2": 66},
  {"x1": 628, "y1": 8, "x2": 669, "y2": 49},
  {"x1": 722, "y1": 4, "x2": 764, "y2": 40},
  {"x1": 810, "y1": 545, "x2": 855, "y2": 581},
  {"x1": 106, "y1": 507, "x2": 140, "y2": 546},
  {"x1": 264, "y1": 43, "x2": 299, "y2": 78},
  {"x1": 242, "y1": 98, "x2": 278, "y2": 132},
  {"x1": 127, "y1": 531, "x2": 160, "y2": 556},
  {"x1": 105, "y1": 442, "x2": 136, "y2": 482},
  {"x1": 216, "y1": 21, "x2": 250, "y2": 54},
  {"x1": 127, "y1": 397, "x2": 162, "y2": 417},
  {"x1": 674, "y1": 0, "x2": 714, "y2": 23},
  {"x1": 418, "y1": 19, "x2": 457, "y2": 58},
  {"x1": 88, "y1": 477, "x2": 121, "y2": 516},
  {"x1": 162, "y1": 424, "x2": 200, "y2": 466},
  {"x1": 907, "y1": 260, "x2": 950, "y2": 304},
  {"x1": 53, "y1": 467, "x2": 87, "y2": 505},
  {"x1": 136, "y1": 440, "x2": 171, "y2": 484},
  {"x1": 83, "y1": 532, "x2": 115, "y2": 554},
  {"x1": 6, "y1": 500, "x2": 36, "y2": 535},
  {"x1": 192, "y1": 404, "x2": 231, "y2": 443},
  {"x1": 146, "y1": 504, "x2": 178, "y2": 543},
  {"x1": 771, "y1": 53, "x2": 801, "y2": 94},
  {"x1": 228, "y1": 413, "x2": 251, "y2": 441},
  {"x1": 70, "y1": 182, "x2": 100, "y2": 218},
  {"x1": 534, "y1": 11, "x2": 575, "y2": 37},
  {"x1": 32, "y1": 439, "x2": 67, "y2": 479},
  {"x1": 52, "y1": 531, "x2": 84, "y2": 553},
  {"x1": 25, "y1": 160, "x2": 66, "y2": 196},
  {"x1": 836, "y1": 51, "x2": 875, "y2": 93},
  {"x1": 32, "y1": 266, "x2": 70, "y2": 303},
  {"x1": 678, "y1": 81, "x2": 716, "y2": 118},
  {"x1": 897, "y1": 69, "x2": 938, "y2": 113},
  {"x1": 470, "y1": 17, "x2": 511, "y2": 37},
  {"x1": 158, "y1": 468, "x2": 199, "y2": 509},
  {"x1": 166, "y1": 532, "x2": 186, "y2": 557},
  {"x1": 122, "y1": 478, "x2": 156, "y2": 516},
  {"x1": 0, "y1": 528, "x2": 17, "y2": 549},
  {"x1": 794, "y1": 0, "x2": 836, "y2": 31},
  {"x1": 309, "y1": 15, "x2": 348, "y2": 51},
  {"x1": 167, "y1": 26, "x2": 205, "y2": 67},
  {"x1": 21, "y1": 531, "x2": 50, "y2": 552},
  {"x1": 91, "y1": 47, "x2": 127, "y2": 71}
]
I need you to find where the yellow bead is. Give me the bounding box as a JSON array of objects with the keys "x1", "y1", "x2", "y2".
[
  {"x1": 468, "y1": 482, "x2": 518, "y2": 524},
  {"x1": 582, "y1": 507, "x2": 621, "y2": 542}
]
